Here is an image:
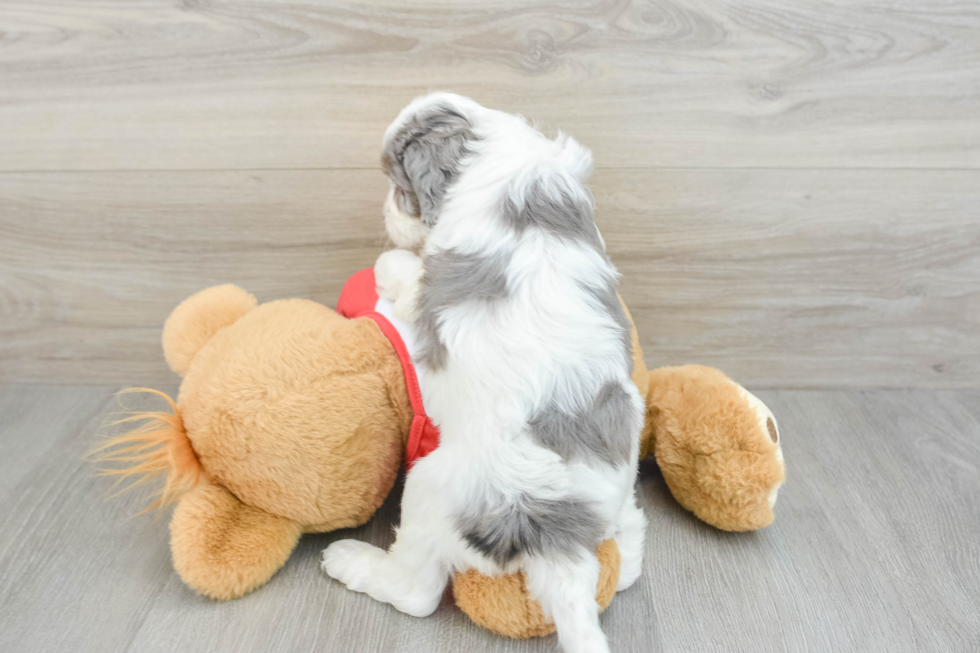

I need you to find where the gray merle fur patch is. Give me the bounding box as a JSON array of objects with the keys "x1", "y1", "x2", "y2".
[
  {"x1": 502, "y1": 176, "x2": 603, "y2": 252},
  {"x1": 529, "y1": 381, "x2": 637, "y2": 467},
  {"x1": 460, "y1": 494, "x2": 604, "y2": 565},
  {"x1": 416, "y1": 248, "x2": 510, "y2": 370},
  {"x1": 582, "y1": 279, "x2": 633, "y2": 372}
]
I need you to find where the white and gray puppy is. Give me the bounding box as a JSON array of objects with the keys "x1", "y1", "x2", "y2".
[{"x1": 322, "y1": 93, "x2": 646, "y2": 653}]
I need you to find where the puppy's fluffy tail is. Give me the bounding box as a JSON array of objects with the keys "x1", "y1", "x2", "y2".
[
  {"x1": 524, "y1": 554, "x2": 611, "y2": 653},
  {"x1": 91, "y1": 388, "x2": 203, "y2": 514}
]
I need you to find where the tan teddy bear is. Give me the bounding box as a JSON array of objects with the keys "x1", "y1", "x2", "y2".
[{"x1": 97, "y1": 271, "x2": 784, "y2": 638}]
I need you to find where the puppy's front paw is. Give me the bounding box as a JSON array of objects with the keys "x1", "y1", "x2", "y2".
[
  {"x1": 321, "y1": 539, "x2": 385, "y2": 593},
  {"x1": 374, "y1": 249, "x2": 424, "y2": 322}
]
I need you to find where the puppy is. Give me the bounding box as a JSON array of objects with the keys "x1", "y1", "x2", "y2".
[{"x1": 322, "y1": 93, "x2": 646, "y2": 653}]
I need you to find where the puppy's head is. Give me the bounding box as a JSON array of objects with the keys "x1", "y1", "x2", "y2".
[{"x1": 381, "y1": 93, "x2": 478, "y2": 249}]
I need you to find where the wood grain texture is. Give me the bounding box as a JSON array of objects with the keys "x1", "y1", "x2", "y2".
[
  {"x1": 1, "y1": 386, "x2": 978, "y2": 652},
  {"x1": 1, "y1": 0, "x2": 979, "y2": 171},
  {"x1": 0, "y1": 385, "x2": 179, "y2": 653},
  {"x1": 0, "y1": 170, "x2": 391, "y2": 384},
  {"x1": 2, "y1": 168, "x2": 978, "y2": 387},
  {"x1": 0, "y1": 385, "x2": 114, "y2": 496},
  {"x1": 608, "y1": 168, "x2": 980, "y2": 388}
]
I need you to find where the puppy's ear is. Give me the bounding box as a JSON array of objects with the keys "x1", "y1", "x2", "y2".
[{"x1": 382, "y1": 101, "x2": 474, "y2": 226}]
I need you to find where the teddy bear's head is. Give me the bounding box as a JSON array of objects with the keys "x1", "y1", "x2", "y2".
[
  {"x1": 155, "y1": 284, "x2": 412, "y2": 598},
  {"x1": 642, "y1": 365, "x2": 785, "y2": 531}
]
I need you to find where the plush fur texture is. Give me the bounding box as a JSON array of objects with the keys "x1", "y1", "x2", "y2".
[
  {"x1": 643, "y1": 365, "x2": 785, "y2": 531},
  {"x1": 174, "y1": 297, "x2": 409, "y2": 531},
  {"x1": 98, "y1": 285, "x2": 412, "y2": 599},
  {"x1": 170, "y1": 483, "x2": 303, "y2": 600},
  {"x1": 324, "y1": 93, "x2": 647, "y2": 653},
  {"x1": 96, "y1": 282, "x2": 784, "y2": 637},
  {"x1": 162, "y1": 284, "x2": 258, "y2": 376},
  {"x1": 454, "y1": 538, "x2": 620, "y2": 639}
]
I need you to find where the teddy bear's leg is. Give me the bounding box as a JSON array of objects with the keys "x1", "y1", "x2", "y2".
[
  {"x1": 452, "y1": 538, "x2": 621, "y2": 640},
  {"x1": 613, "y1": 490, "x2": 647, "y2": 592},
  {"x1": 374, "y1": 248, "x2": 425, "y2": 323},
  {"x1": 170, "y1": 483, "x2": 302, "y2": 601},
  {"x1": 523, "y1": 551, "x2": 611, "y2": 653}
]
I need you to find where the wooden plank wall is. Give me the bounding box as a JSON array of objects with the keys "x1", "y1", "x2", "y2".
[{"x1": 1, "y1": 0, "x2": 978, "y2": 387}]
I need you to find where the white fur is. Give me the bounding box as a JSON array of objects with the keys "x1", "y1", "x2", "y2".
[
  {"x1": 374, "y1": 248, "x2": 425, "y2": 323},
  {"x1": 323, "y1": 93, "x2": 645, "y2": 653},
  {"x1": 383, "y1": 188, "x2": 430, "y2": 251}
]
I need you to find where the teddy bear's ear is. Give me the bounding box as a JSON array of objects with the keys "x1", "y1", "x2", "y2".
[{"x1": 162, "y1": 285, "x2": 257, "y2": 377}]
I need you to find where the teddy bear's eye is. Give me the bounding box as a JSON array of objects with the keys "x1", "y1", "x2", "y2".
[{"x1": 767, "y1": 417, "x2": 778, "y2": 443}]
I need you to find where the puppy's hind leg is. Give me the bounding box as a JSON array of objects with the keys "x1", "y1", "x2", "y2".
[
  {"x1": 523, "y1": 552, "x2": 611, "y2": 653},
  {"x1": 321, "y1": 462, "x2": 449, "y2": 617}
]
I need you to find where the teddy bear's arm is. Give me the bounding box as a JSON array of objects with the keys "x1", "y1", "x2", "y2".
[{"x1": 170, "y1": 483, "x2": 303, "y2": 600}]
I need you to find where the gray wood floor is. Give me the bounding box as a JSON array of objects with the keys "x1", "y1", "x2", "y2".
[{"x1": 1, "y1": 385, "x2": 977, "y2": 653}]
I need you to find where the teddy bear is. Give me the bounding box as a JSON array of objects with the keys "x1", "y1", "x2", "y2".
[{"x1": 96, "y1": 269, "x2": 785, "y2": 639}]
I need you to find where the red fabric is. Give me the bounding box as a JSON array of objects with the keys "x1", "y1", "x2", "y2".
[{"x1": 337, "y1": 269, "x2": 440, "y2": 469}]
